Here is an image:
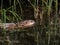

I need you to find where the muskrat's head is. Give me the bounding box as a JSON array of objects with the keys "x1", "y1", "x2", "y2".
[{"x1": 17, "y1": 20, "x2": 35, "y2": 28}]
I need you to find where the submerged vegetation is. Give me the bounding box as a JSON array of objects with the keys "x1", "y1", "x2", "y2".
[{"x1": 0, "y1": 0, "x2": 59, "y2": 45}]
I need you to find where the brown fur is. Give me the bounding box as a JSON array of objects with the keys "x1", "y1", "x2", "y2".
[{"x1": 0, "y1": 20, "x2": 35, "y2": 30}]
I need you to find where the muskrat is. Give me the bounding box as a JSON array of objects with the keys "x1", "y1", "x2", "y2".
[{"x1": 0, "y1": 20, "x2": 35, "y2": 30}]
